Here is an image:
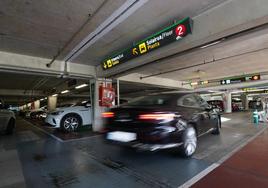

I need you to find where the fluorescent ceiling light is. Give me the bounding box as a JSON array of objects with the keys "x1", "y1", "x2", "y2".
[
  {"x1": 75, "y1": 84, "x2": 88, "y2": 89},
  {"x1": 232, "y1": 94, "x2": 241, "y2": 97},
  {"x1": 40, "y1": 98, "x2": 45, "y2": 101},
  {"x1": 61, "y1": 90, "x2": 70, "y2": 94},
  {"x1": 200, "y1": 40, "x2": 221, "y2": 49},
  {"x1": 81, "y1": 101, "x2": 87, "y2": 104},
  {"x1": 190, "y1": 82, "x2": 198, "y2": 86},
  {"x1": 52, "y1": 94, "x2": 58, "y2": 97}
]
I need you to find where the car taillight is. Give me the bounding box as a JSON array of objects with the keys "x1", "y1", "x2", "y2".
[
  {"x1": 139, "y1": 113, "x2": 175, "y2": 120},
  {"x1": 102, "y1": 112, "x2": 114, "y2": 118}
]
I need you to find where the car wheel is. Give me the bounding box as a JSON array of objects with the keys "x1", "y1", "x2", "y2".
[
  {"x1": 180, "y1": 126, "x2": 197, "y2": 158},
  {"x1": 60, "y1": 114, "x2": 81, "y2": 133},
  {"x1": 212, "y1": 117, "x2": 220, "y2": 135},
  {"x1": 6, "y1": 118, "x2": 15, "y2": 135}
]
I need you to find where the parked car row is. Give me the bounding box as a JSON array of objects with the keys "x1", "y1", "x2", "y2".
[
  {"x1": 45, "y1": 101, "x2": 92, "y2": 132},
  {"x1": 20, "y1": 101, "x2": 92, "y2": 133},
  {"x1": 207, "y1": 99, "x2": 245, "y2": 112}
]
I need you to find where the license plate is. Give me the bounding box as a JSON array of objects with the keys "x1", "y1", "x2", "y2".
[{"x1": 107, "y1": 131, "x2": 137, "y2": 142}]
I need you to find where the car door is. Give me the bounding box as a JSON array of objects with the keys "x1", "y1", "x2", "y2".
[
  {"x1": 177, "y1": 94, "x2": 208, "y2": 135},
  {"x1": 79, "y1": 102, "x2": 92, "y2": 125},
  {"x1": 194, "y1": 95, "x2": 217, "y2": 131}
]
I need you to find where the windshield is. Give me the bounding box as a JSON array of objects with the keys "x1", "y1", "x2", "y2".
[
  {"x1": 124, "y1": 94, "x2": 175, "y2": 106},
  {"x1": 57, "y1": 103, "x2": 75, "y2": 108},
  {"x1": 74, "y1": 101, "x2": 90, "y2": 107}
]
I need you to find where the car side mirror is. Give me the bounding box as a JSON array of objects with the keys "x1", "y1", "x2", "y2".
[{"x1": 204, "y1": 105, "x2": 213, "y2": 111}]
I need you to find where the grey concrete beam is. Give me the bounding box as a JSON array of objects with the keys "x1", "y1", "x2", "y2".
[
  {"x1": 119, "y1": 73, "x2": 191, "y2": 89},
  {"x1": 0, "y1": 51, "x2": 96, "y2": 78}
]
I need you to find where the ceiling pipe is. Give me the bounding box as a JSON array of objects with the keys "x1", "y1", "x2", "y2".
[{"x1": 62, "y1": 0, "x2": 148, "y2": 63}]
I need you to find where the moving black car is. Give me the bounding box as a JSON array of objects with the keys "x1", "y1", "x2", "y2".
[{"x1": 102, "y1": 92, "x2": 221, "y2": 157}]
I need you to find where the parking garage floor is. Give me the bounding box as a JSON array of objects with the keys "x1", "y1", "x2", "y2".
[{"x1": 0, "y1": 112, "x2": 266, "y2": 188}]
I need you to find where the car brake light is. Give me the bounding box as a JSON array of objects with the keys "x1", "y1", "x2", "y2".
[
  {"x1": 139, "y1": 113, "x2": 175, "y2": 120},
  {"x1": 102, "y1": 112, "x2": 114, "y2": 118}
]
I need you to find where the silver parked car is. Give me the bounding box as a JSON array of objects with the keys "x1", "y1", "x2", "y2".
[{"x1": 0, "y1": 100, "x2": 16, "y2": 134}]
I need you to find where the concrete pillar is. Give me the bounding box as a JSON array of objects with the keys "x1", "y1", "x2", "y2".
[
  {"x1": 223, "y1": 91, "x2": 232, "y2": 113},
  {"x1": 91, "y1": 79, "x2": 113, "y2": 132},
  {"x1": 241, "y1": 94, "x2": 249, "y2": 111},
  {"x1": 34, "y1": 100, "x2": 40, "y2": 109},
  {"x1": 47, "y1": 96, "x2": 57, "y2": 111},
  {"x1": 117, "y1": 79, "x2": 120, "y2": 107}
]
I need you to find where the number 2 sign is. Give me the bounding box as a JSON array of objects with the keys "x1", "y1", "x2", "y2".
[{"x1": 175, "y1": 24, "x2": 186, "y2": 40}]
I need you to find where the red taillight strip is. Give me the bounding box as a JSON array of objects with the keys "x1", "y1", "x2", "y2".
[
  {"x1": 139, "y1": 113, "x2": 175, "y2": 120},
  {"x1": 102, "y1": 112, "x2": 114, "y2": 118}
]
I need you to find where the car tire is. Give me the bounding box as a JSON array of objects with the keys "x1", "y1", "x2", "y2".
[
  {"x1": 60, "y1": 114, "x2": 81, "y2": 133},
  {"x1": 6, "y1": 118, "x2": 15, "y2": 135},
  {"x1": 212, "y1": 117, "x2": 220, "y2": 135},
  {"x1": 180, "y1": 125, "x2": 197, "y2": 158}
]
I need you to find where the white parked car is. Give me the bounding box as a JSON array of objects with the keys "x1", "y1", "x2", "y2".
[
  {"x1": 45, "y1": 101, "x2": 92, "y2": 132},
  {"x1": 0, "y1": 101, "x2": 16, "y2": 134}
]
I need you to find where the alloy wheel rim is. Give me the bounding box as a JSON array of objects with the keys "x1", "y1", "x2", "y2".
[
  {"x1": 64, "y1": 117, "x2": 79, "y2": 131},
  {"x1": 184, "y1": 128, "x2": 197, "y2": 156}
]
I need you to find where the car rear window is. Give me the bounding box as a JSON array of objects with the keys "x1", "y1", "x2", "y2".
[{"x1": 125, "y1": 94, "x2": 174, "y2": 106}]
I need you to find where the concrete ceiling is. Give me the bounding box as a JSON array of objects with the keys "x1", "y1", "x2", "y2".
[
  {"x1": 0, "y1": 0, "x2": 228, "y2": 65},
  {"x1": 133, "y1": 26, "x2": 268, "y2": 82},
  {"x1": 1, "y1": 0, "x2": 268, "y2": 104}
]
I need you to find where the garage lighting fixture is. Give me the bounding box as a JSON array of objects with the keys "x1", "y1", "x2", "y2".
[
  {"x1": 52, "y1": 94, "x2": 58, "y2": 97},
  {"x1": 75, "y1": 84, "x2": 88, "y2": 89},
  {"x1": 61, "y1": 90, "x2": 70, "y2": 94},
  {"x1": 200, "y1": 40, "x2": 222, "y2": 49},
  {"x1": 40, "y1": 98, "x2": 45, "y2": 101},
  {"x1": 190, "y1": 82, "x2": 198, "y2": 86}
]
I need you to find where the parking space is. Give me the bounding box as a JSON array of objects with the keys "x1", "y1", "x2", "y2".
[{"x1": 0, "y1": 112, "x2": 264, "y2": 188}]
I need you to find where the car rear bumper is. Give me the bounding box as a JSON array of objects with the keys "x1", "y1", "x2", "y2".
[
  {"x1": 132, "y1": 142, "x2": 183, "y2": 151},
  {"x1": 105, "y1": 138, "x2": 182, "y2": 151},
  {"x1": 104, "y1": 128, "x2": 183, "y2": 151}
]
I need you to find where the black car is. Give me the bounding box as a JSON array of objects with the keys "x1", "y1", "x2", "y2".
[{"x1": 102, "y1": 92, "x2": 221, "y2": 157}]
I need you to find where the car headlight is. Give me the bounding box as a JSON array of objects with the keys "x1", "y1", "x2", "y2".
[{"x1": 51, "y1": 111, "x2": 64, "y2": 115}]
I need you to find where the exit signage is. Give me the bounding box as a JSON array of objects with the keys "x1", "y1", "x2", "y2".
[
  {"x1": 102, "y1": 17, "x2": 193, "y2": 70},
  {"x1": 221, "y1": 75, "x2": 260, "y2": 85}
]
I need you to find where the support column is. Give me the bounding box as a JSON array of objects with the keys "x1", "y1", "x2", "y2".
[
  {"x1": 47, "y1": 96, "x2": 57, "y2": 111},
  {"x1": 223, "y1": 91, "x2": 232, "y2": 113},
  {"x1": 117, "y1": 79, "x2": 120, "y2": 107},
  {"x1": 34, "y1": 100, "x2": 40, "y2": 109},
  {"x1": 241, "y1": 94, "x2": 249, "y2": 111},
  {"x1": 91, "y1": 79, "x2": 114, "y2": 132}
]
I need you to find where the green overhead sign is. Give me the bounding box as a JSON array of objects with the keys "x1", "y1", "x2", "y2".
[{"x1": 102, "y1": 17, "x2": 193, "y2": 70}]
